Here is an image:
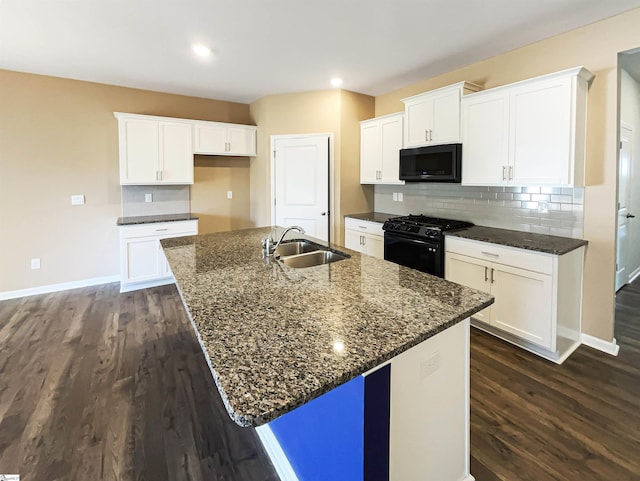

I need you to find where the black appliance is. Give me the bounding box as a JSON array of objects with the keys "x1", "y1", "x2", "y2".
[
  {"x1": 399, "y1": 143, "x2": 462, "y2": 182},
  {"x1": 382, "y1": 215, "x2": 473, "y2": 277}
]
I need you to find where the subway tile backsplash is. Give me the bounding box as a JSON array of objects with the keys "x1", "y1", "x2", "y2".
[
  {"x1": 121, "y1": 185, "x2": 190, "y2": 217},
  {"x1": 374, "y1": 184, "x2": 584, "y2": 238}
]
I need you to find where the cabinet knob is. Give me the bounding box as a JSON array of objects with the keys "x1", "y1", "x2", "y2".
[{"x1": 320, "y1": 212, "x2": 327, "y2": 216}]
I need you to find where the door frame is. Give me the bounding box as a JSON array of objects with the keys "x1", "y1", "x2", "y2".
[{"x1": 270, "y1": 133, "x2": 334, "y2": 242}]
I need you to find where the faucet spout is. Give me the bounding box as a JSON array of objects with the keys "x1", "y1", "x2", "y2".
[{"x1": 263, "y1": 225, "x2": 306, "y2": 256}]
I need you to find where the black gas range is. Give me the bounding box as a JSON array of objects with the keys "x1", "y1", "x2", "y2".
[{"x1": 382, "y1": 214, "x2": 473, "y2": 277}]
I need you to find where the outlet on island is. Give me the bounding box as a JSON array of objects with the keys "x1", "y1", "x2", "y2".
[
  {"x1": 31, "y1": 258, "x2": 41, "y2": 270},
  {"x1": 145, "y1": 193, "x2": 153, "y2": 203}
]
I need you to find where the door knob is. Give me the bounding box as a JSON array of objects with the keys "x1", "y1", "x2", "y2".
[
  {"x1": 320, "y1": 212, "x2": 327, "y2": 216},
  {"x1": 627, "y1": 213, "x2": 636, "y2": 218}
]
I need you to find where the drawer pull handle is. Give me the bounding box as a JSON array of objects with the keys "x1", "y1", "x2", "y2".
[
  {"x1": 156, "y1": 228, "x2": 169, "y2": 232},
  {"x1": 481, "y1": 251, "x2": 499, "y2": 258},
  {"x1": 358, "y1": 226, "x2": 367, "y2": 229},
  {"x1": 484, "y1": 266, "x2": 488, "y2": 282},
  {"x1": 490, "y1": 268, "x2": 495, "y2": 284}
]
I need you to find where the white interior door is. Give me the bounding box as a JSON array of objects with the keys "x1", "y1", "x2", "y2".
[
  {"x1": 273, "y1": 135, "x2": 330, "y2": 241},
  {"x1": 616, "y1": 126, "x2": 633, "y2": 291}
]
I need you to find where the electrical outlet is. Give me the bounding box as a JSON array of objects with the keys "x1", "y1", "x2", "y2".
[
  {"x1": 398, "y1": 192, "x2": 404, "y2": 202},
  {"x1": 392, "y1": 192, "x2": 398, "y2": 201},
  {"x1": 537, "y1": 201, "x2": 549, "y2": 213},
  {"x1": 71, "y1": 195, "x2": 85, "y2": 205},
  {"x1": 145, "y1": 193, "x2": 153, "y2": 203},
  {"x1": 227, "y1": 191, "x2": 233, "y2": 199},
  {"x1": 31, "y1": 258, "x2": 41, "y2": 270}
]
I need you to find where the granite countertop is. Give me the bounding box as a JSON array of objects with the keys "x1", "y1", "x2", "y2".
[
  {"x1": 117, "y1": 212, "x2": 199, "y2": 226},
  {"x1": 446, "y1": 225, "x2": 588, "y2": 255},
  {"x1": 345, "y1": 212, "x2": 396, "y2": 224},
  {"x1": 161, "y1": 227, "x2": 493, "y2": 427}
]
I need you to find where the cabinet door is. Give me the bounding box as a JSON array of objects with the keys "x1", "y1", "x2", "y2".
[
  {"x1": 491, "y1": 264, "x2": 554, "y2": 350},
  {"x1": 445, "y1": 253, "x2": 491, "y2": 324},
  {"x1": 461, "y1": 91, "x2": 510, "y2": 186},
  {"x1": 510, "y1": 77, "x2": 572, "y2": 185},
  {"x1": 430, "y1": 88, "x2": 461, "y2": 144},
  {"x1": 345, "y1": 229, "x2": 365, "y2": 253},
  {"x1": 228, "y1": 126, "x2": 256, "y2": 156},
  {"x1": 363, "y1": 233, "x2": 384, "y2": 259},
  {"x1": 123, "y1": 238, "x2": 163, "y2": 283},
  {"x1": 159, "y1": 122, "x2": 193, "y2": 183},
  {"x1": 379, "y1": 115, "x2": 404, "y2": 184},
  {"x1": 193, "y1": 123, "x2": 228, "y2": 154},
  {"x1": 360, "y1": 121, "x2": 381, "y2": 183},
  {"x1": 119, "y1": 118, "x2": 158, "y2": 184},
  {"x1": 404, "y1": 98, "x2": 432, "y2": 148}
]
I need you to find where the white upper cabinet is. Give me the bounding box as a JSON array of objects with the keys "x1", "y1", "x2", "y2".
[
  {"x1": 194, "y1": 121, "x2": 257, "y2": 156},
  {"x1": 116, "y1": 113, "x2": 193, "y2": 185},
  {"x1": 116, "y1": 112, "x2": 258, "y2": 185},
  {"x1": 403, "y1": 82, "x2": 481, "y2": 148},
  {"x1": 461, "y1": 67, "x2": 593, "y2": 187},
  {"x1": 360, "y1": 113, "x2": 404, "y2": 184}
]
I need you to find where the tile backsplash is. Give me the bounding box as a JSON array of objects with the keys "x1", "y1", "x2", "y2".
[
  {"x1": 121, "y1": 185, "x2": 190, "y2": 217},
  {"x1": 374, "y1": 183, "x2": 584, "y2": 238}
]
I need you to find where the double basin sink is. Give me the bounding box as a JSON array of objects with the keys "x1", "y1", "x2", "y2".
[{"x1": 275, "y1": 239, "x2": 350, "y2": 268}]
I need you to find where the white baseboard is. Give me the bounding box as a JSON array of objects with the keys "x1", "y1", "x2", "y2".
[
  {"x1": 0, "y1": 275, "x2": 119, "y2": 301},
  {"x1": 581, "y1": 334, "x2": 620, "y2": 356},
  {"x1": 255, "y1": 424, "x2": 299, "y2": 481},
  {"x1": 119, "y1": 277, "x2": 174, "y2": 293}
]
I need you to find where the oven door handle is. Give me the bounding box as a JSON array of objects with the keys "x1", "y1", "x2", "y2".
[{"x1": 385, "y1": 233, "x2": 440, "y2": 248}]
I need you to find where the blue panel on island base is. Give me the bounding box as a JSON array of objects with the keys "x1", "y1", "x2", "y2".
[{"x1": 269, "y1": 375, "x2": 365, "y2": 481}]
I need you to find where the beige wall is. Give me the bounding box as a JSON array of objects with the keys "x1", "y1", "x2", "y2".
[
  {"x1": 192, "y1": 156, "x2": 253, "y2": 234},
  {"x1": 376, "y1": 8, "x2": 640, "y2": 341},
  {"x1": 249, "y1": 90, "x2": 374, "y2": 244},
  {"x1": 0, "y1": 69, "x2": 251, "y2": 293},
  {"x1": 337, "y1": 90, "x2": 375, "y2": 244}
]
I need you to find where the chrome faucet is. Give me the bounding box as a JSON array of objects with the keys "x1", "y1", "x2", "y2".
[{"x1": 262, "y1": 226, "x2": 305, "y2": 256}]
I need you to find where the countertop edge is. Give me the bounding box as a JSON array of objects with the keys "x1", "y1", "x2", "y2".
[
  {"x1": 117, "y1": 213, "x2": 199, "y2": 226},
  {"x1": 445, "y1": 226, "x2": 588, "y2": 255}
]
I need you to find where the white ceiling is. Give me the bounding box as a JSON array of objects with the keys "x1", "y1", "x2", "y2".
[{"x1": 1, "y1": 0, "x2": 640, "y2": 104}]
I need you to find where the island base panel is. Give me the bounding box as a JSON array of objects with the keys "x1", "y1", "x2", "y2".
[{"x1": 261, "y1": 319, "x2": 473, "y2": 481}]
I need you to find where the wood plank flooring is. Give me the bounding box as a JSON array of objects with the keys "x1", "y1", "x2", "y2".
[
  {"x1": 0, "y1": 283, "x2": 278, "y2": 481},
  {"x1": 0, "y1": 280, "x2": 638, "y2": 480},
  {"x1": 470, "y1": 279, "x2": 640, "y2": 481}
]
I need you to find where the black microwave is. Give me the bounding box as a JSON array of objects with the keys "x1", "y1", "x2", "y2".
[{"x1": 399, "y1": 143, "x2": 462, "y2": 182}]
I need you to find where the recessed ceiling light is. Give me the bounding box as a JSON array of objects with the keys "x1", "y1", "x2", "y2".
[
  {"x1": 330, "y1": 77, "x2": 343, "y2": 88},
  {"x1": 192, "y1": 44, "x2": 212, "y2": 58}
]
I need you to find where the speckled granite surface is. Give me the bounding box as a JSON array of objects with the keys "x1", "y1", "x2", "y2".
[
  {"x1": 345, "y1": 212, "x2": 396, "y2": 224},
  {"x1": 117, "y1": 212, "x2": 198, "y2": 226},
  {"x1": 446, "y1": 225, "x2": 587, "y2": 255},
  {"x1": 161, "y1": 227, "x2": 493, "y2": 427}
]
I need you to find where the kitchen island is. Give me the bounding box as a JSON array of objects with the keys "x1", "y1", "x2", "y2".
[{"x1": 161, "y1": 227, "x2": 493, "y2": 481}]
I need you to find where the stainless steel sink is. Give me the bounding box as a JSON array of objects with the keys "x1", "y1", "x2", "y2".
[
  {"x1": 280, "y1": 250, "x2": 350, "y2": 268},
  {"x1": 274, "y1": 240, "x2": 323, "y2": 257}
]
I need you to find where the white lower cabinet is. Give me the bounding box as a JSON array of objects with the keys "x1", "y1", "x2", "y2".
[
  {"x1": 445, "y1": 236, "x2": 584, "y2": 363},
  {"x1": 120, "y1": 220, "x2": 198, "y2": 292},
  {"x1": 344, "y1": 217, "x2": 384, "y2": 259}
]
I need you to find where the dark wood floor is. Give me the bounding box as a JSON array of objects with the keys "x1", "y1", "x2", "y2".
[
  {"x1": 470, "y1": 280, "x2": 640, "y2": 481},
  {"x1": 0, "y1": 280, "x2": 638, "y2": 480}
]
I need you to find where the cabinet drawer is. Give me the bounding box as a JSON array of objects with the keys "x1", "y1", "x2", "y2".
[
  {"x1": 445, "y1": 236, "x2": 553, "y2": 275},
  {"x1": 120, "y1": 220, "x2": 198, "y2": 239},
  {"x1": 344, "y1": 217, "x2": 384, "y2": 237}
]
